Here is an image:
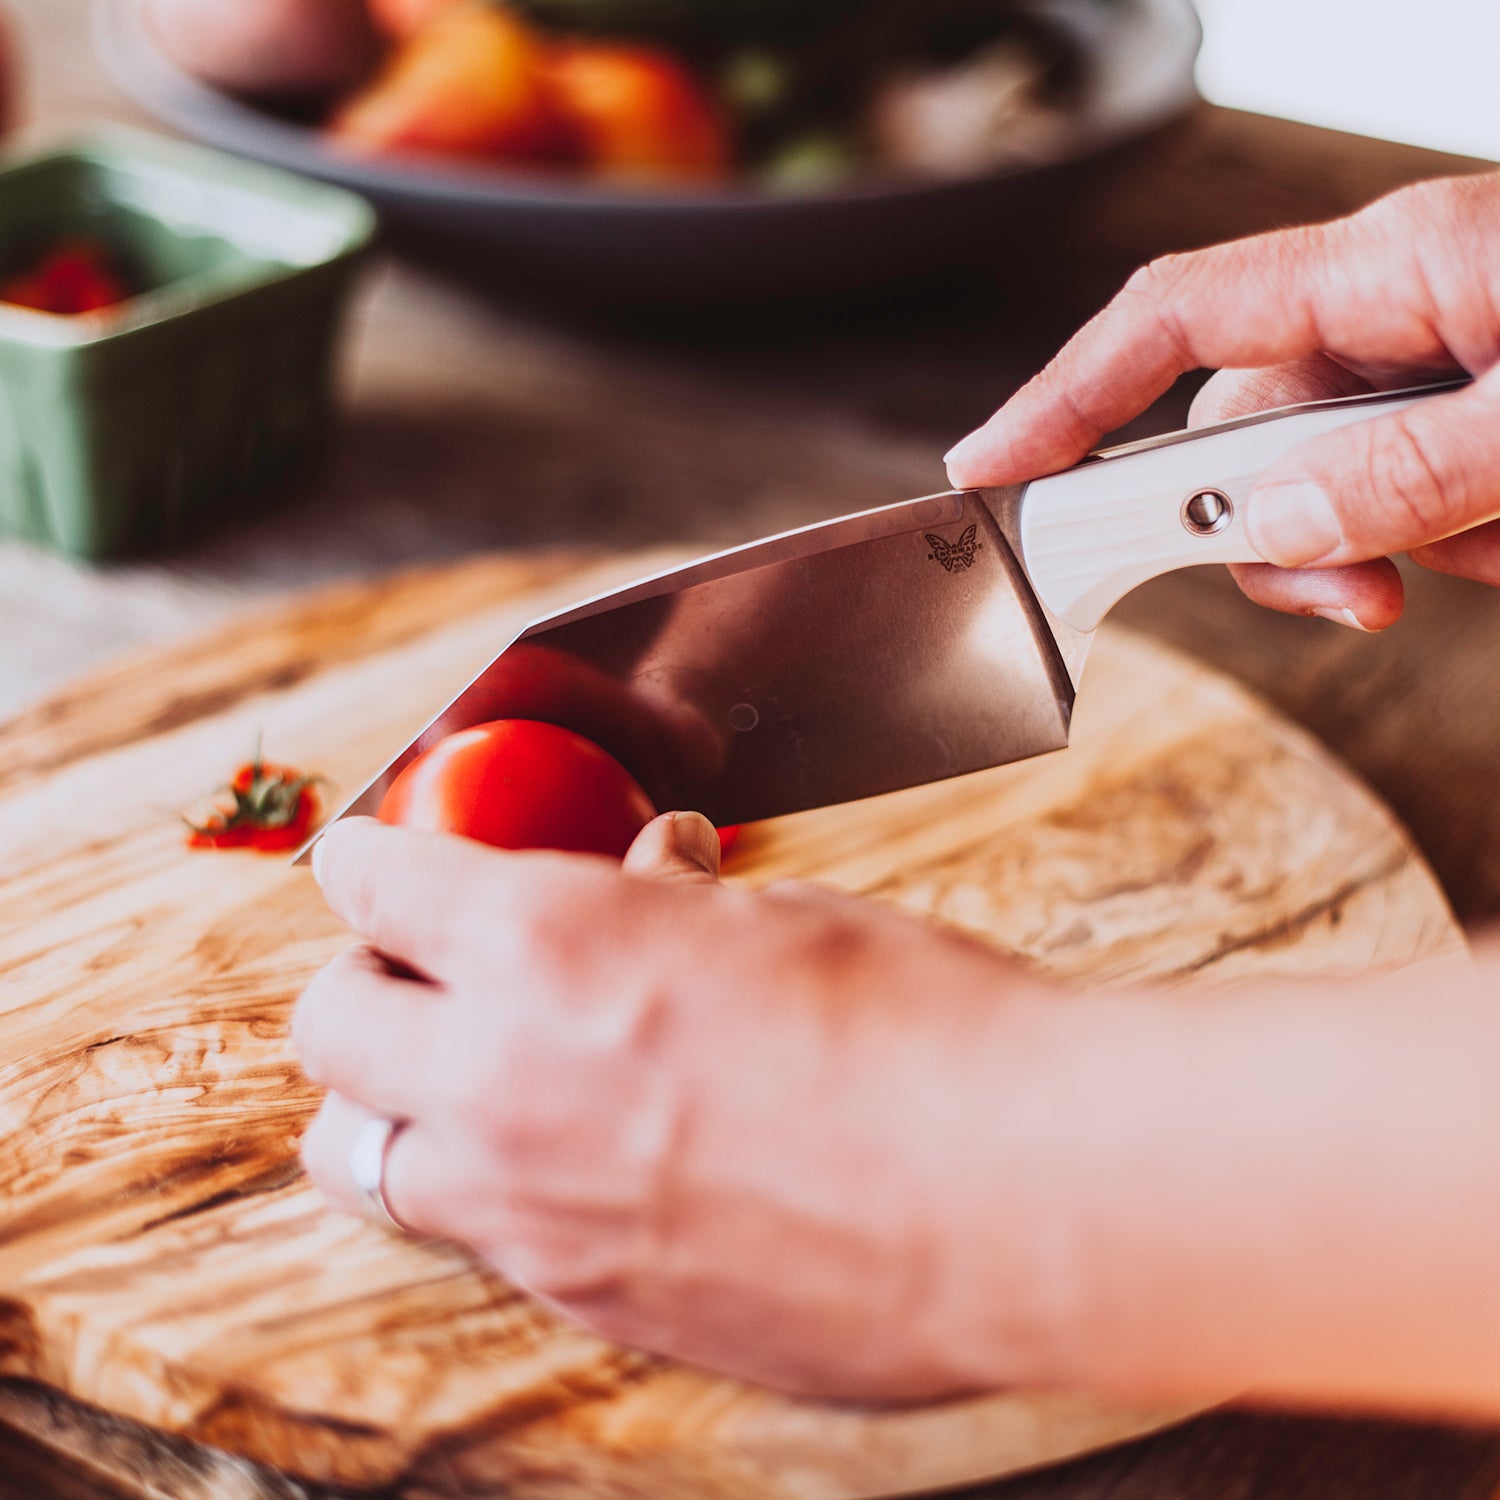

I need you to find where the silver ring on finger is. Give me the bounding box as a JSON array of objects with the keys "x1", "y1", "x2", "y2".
[{"x1": 348, "y1": 1115, "x2": 411, "y2": 1234}]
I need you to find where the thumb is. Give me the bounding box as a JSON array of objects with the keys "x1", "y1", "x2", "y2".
[
  {"x1": 622, "y1": 811, "x2": 721, "y2": 885},
  {"x1": 1246, "y1": 376, "x2": 1498, "y2": 568}
]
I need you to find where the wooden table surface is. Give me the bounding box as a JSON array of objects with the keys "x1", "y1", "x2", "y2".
[{"x1": 4, "y1": 3, "x2": 1500, "y2": 1498}]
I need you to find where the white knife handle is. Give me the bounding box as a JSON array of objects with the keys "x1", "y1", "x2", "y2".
[{"x1": 1016, "y1": 381, "x2": 1462, "y2": 632}]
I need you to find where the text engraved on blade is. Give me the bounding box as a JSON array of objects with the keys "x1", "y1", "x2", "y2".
[{"x1": 925, "y1": 525, "x2": 981, "y2": 573}]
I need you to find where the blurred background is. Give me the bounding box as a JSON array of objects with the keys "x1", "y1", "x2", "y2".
[
  {"x1": 6, "y1": 11, "x2": 1500, "y2": 1494},
  {"x1": 2, "y1": 0, "x2": 1498, "y2": 927},
  {"x1": 1197, "y1": 0, "x2": 1500, "y2": 159}
]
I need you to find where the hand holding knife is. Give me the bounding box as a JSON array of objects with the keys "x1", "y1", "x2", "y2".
[{"x1": 301, "y1": 381, "x2": 1459, "y2": 858}]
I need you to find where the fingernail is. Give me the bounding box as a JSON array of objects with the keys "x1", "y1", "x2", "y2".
[
  {"x1": 1247, "y1": 481, "x2": 1343, "y2": 567},
  {"x1": 943, "y1": 427, "x2": 990, "y2": 482},
  {"x1": 1313, "y1": 606, "x2": 1373, "y2": 633},
  {"x1": 669, "y1": 811, "x2": 720, "y2": 875},
  {"x1": 311, "y1": 834, "x2": 329, "y2": 885}
]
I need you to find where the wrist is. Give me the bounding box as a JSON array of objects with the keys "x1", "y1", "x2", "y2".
[{"x1": 905, "y1": 976, "x2": 1121, "y2": 1394}]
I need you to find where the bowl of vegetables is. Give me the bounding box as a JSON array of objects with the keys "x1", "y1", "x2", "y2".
[{"x1": 97, "y1": 0, "x2": 1200, "y2": 300}]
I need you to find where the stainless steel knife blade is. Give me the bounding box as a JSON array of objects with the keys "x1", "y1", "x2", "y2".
[
  {"x1": 305, "y1": 486, "x2": 1076, "y2": 848},
  {"x1": 297, "y1": 381, "x2": 1461, "y2": 862}
]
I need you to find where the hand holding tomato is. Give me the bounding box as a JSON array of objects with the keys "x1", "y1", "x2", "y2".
[
  {"x1": 294, "y1": 810, "x2": 1500, "y2": 1416},
  {"x1": 296, "y1": 812, "x2": 1074, "y2": 1400}
]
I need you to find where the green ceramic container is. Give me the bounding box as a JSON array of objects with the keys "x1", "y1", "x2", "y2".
[{"x1": 0, "y1": 127, "x2": 376, "y2": 558}]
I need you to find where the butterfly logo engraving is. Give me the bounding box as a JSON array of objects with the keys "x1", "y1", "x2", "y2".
[{"x1": 926, "y1": 525, "x2": 981, "y2": 573}]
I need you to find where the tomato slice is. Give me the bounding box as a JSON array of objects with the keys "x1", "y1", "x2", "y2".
[{"x1": 185, "y1": 753, "x2": 323, "y2": 852}]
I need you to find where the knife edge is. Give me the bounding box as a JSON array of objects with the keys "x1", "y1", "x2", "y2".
[{"x1": 293, "y1": 488, "x2": 1019, "y2": 864}]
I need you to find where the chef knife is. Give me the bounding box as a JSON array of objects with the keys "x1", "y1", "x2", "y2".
[{"x1": 298, "y1": 381, "x2": 1458, "y2": 858}]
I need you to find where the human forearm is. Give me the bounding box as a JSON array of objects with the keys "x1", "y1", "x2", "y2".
[
  {"x1": 950, "y1": 948, "x2": 1500, "y2": 1417},
  {"x1": 300, "y1": 817, "x2": 1500, "y2": 1416}
]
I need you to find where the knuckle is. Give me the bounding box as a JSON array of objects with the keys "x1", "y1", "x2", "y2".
[
  {"x1": 1364, "y1": 410, "x2": 1462, "y2": 541},
  {"x1": 475, "y1": 1126, "x2": 675, "y2": 1306},
  {"x1": 606, "y1": 973, "x2": 677, "y2": 1056},
  {"x1": 1441, "y1": 173, "x2": 1500, "y2": 245},
  {"x1": 445, "y1": 879, "x2": 555, "y2": 980},
  {"x1": 290, "y1": 966, "x2": 338, "y2": 1075},
  {"x1": 1263, "y1": 223, "x2": 1335, "y2": 298},
  {"x1": 1189, "y1": 368, "x2": 1267, "y2": 425},
  {"x1": 443, "y1": 1021, "x2": 519, "y2": 1127},
  {"x1": 1118, "y1": 253, "x2": 1200, "y2": 362},
  {"x1": 1128, "y1": 243, "x2": 1254, "y2": 305},
  {"x1": 296, "y1": 1102, "x2": 342, "y2": 1187},
  {"x1": 290, "y1": 944, "x2": 378, "y2": 1072},
  {"x1": 447, "y1": 1055, "x2": 500, "y2": 1127},
  {"x1": 1359, "y1": 176, "x2": 1487, "y2": 254},
  {"x1": 335, "y1": 842, "x2": 387, "y2": 936},
  {"x1": 289, "y1": 980, "x2": 319, "y2": 1060},
  {"x1": 762, "y1": 877, "x2": 858, "y2": 912},
  {"x1": 1365, "y1": 179, "x2": 1423, "y2": 222},
  {"x1": 1358, "y1": 178, "x2": 1447, "y2": 237},
  {"x1": 523, "y1": 887, "x2": 586, "y2": 957},
  {"x1": 755, "y1": 894, "x2": 873, "y2": 990},
  {"x1": 796, "y1": 914, "x2": 872, "y2": 991},
  {"x1": 1392, "y1": 174, "x2": 1464, "y2": 218},
  {"x1": 1123, "y1": 251, "x2": 1191, "y2": 301}
]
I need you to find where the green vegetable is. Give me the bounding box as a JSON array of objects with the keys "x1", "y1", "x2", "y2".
[
  {"x1": 759, "y1": 131, "x2": 862, "y2": 188},
  {"x1": 719, "y1": 48, "x2": 790, "y2": 116}
]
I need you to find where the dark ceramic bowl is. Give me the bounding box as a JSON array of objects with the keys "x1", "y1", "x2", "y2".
[{"x1": 95, "y1": 0, "x2": 1200, "y2": 302}]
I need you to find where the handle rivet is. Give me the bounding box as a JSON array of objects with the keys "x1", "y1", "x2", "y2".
[{"x1": 1182, "y1": 488, "x2": 1233, "y2": 536}]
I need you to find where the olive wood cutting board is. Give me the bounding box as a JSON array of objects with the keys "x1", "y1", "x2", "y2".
[{"x1": 0, "y1": 549, "x2": 1465, "y2": 1500}]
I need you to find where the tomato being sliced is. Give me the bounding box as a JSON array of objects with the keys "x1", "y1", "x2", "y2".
[{"x1": 378, "y1": 718, "x2": 657, "y2": 858}]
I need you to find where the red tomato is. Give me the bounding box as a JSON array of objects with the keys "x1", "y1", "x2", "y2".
[
  {"x1": 378, "y1": 719, "x2": 656, "y2": 858},
  {"x1": 367, "y1": 0, "x2": 462, "y2": 40},
  {"x1": 716, "y1": 823, "x2": 741, "y2": 857},
  {"x1": 1, "y1": 241, "x2": 131, "y2": 316},
  {"x1": 545, "y1": 42, "x2": 730, "y2": 181},
  {"x1": 329, "y1": 6, "x2": 567, "y2": 161}
]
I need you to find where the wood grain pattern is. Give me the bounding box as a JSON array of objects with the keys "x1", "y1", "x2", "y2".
[
  {"x1": 3, "y1": 7, "x2": 1498, "y2": 1490},
  {"x1": 0, "y1": 551, "x2": 1464, "y2": 1498}
]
